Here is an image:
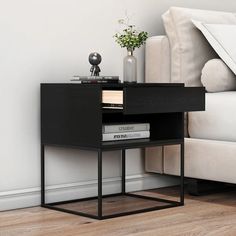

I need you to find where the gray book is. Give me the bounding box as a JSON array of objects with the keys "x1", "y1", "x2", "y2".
[
  {"x1": 72, "y1": 76, "x2": 119, "y2": 80},
  {"x1": 102, "y1": 131, "x2": 150, "y2": 141},
  {"x1": 102, "y1": 123, "x2": 150, "y2": 134}
]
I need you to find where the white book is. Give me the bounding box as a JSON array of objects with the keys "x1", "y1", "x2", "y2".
[
  {"x1": 102, "y1": 131, "x2": 150, "y2": 141},
  {"x1": 103, "y1": 123, "x2": 150, "y2": 134}
]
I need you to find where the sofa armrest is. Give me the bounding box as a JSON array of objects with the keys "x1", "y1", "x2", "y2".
[
  {"x1": 145, "y1": 36, "x2": 171, "y2": 83},
  {"x1": 145, "y1": 36, "x2": 171, "y2": 174}
]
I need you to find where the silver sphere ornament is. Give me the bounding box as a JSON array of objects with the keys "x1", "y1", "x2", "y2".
[{"x1": 89, "y1": 52, "x2": 102, "y2": 66}]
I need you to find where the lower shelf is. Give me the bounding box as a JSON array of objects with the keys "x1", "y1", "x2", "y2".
[
  {"x1": 42, "y1": 191, "x2": 183, "y2": 220},
  {"x1": 101, "y1": 138, "x2": 183, "y2": 150}
]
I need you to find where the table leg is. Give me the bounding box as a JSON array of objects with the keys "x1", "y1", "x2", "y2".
[
  {"x1": 180, "y1": 142, "x2": 185, "y2": 205},
  {"x1": 41, "y1": 144, "x2": 45, "y2": 205},
  {"x1": 98, "y1": 149, "x2": 103, "y2": 219},
  {"x1": 121, "y1": 149, "x2": 126, "y2": 194}
]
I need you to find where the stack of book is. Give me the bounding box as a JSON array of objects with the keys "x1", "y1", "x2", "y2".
[
  {"x1": 102, "y1": 90, "x2": 123, "y2": 109},
  {"x1": 71, "y1": 76, "x2": 120, "y2": 84},
  {"x1": 102, "y1": 123, "x2": 150, "y2": 141}
]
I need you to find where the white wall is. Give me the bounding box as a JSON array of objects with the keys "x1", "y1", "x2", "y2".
[{"x1": 1, "y1": 0, "x2": 236, "y2": 210}]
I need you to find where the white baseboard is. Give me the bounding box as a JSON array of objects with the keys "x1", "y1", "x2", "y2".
[{"x1": 0, "y1": 174, "x2": 178, "y2": 211}]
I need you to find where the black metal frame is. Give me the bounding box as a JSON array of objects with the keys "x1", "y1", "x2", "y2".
[{"x1": 41, "y1": 142, "x2": 184, "y2": 220}]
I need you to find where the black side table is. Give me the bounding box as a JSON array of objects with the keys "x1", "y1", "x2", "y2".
[{"x1": 41, "y1": 83, "x2": 205, "y2": 220}]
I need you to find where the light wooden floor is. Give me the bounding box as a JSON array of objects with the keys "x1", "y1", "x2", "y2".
[{"x1": 1, "y1": 187, "x2": 236, "y2": 236}]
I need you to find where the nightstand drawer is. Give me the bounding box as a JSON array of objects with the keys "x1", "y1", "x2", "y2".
[{"x1": 123, "y1": 86, "x2": 205, "y2": 114}]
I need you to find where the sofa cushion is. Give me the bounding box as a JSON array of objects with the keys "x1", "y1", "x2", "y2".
[
  {"x1": 201, "y1": 59, "x2": 236, "y2": 92},
  {"x1": 193, "y1": 21, "x2": 236, "y2": 75},
  {"x1": 188, "y1": 92, "x2": 236, "y2": 141},
  {"x1": 162, "y1": 7, "x2": 236, "y2": 86}
]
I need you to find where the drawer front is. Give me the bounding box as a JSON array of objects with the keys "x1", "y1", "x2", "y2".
[{"x1": 123, "y1": 87, "x2": 205, "y2": 114}]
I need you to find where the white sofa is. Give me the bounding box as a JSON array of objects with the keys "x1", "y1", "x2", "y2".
[{"x1": 145, "y1": 7, "x2": 236, "y2": 184}]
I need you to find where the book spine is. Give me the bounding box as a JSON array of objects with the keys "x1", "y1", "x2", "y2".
[
  {"x1": 103, "y1": 123, "x2": 150, "y2": 134},
  {"x1": 102, "y1": 131, "x2": 150, "y2": 141},
  {"x1": 72, "y1": 76, "x2": 119, "y2": 80},
  {"x1": 102, "y1": 106, "x2": 123, "y2": 110},
  {"x1": 82, "y1": 80, "x2": 119, "y2": 84},
  {"x1": 71, "y1": 80, "x2": 119, "y2": 84},
  {"x1": 102, "y1": 103, "x2": 123, "y2": 107}
]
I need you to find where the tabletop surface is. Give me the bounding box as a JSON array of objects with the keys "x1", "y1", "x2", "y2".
[{"x1": 41, "y1": 83, "x2": 185, "y2": 88}]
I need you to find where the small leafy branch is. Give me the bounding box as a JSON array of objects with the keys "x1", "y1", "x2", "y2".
[{"x1": 114, "y1": 19, "x2": 148, "y2": 52}]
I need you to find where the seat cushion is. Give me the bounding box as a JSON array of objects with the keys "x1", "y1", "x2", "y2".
[
  {"x1": 162, "y1": 7, "x2": 236, "y2": 86},
  {"x1": 164, "y1": 138, "x2": 236, "y2": 183},
  {"x1": 188, "y1": 92, "x2": 236, "y2": 141}
]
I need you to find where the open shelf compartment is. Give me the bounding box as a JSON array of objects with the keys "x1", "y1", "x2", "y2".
[{"x1": 102, "y1": 112, "x2": 184, "y2": 148}]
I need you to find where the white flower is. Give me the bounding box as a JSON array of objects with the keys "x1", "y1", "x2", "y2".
[{"x1": 118, "y1": 19, "x2": 125, "y2": 24}]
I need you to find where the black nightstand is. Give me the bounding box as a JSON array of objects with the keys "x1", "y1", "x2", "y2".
[{"x1": 40, "y1": 83, "x2": 205, "y2": 220}]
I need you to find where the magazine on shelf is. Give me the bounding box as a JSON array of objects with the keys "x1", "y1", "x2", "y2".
[
  {"x1": 102, "y1": 123, "x2": 150, "y2": 134},
  {"x1": 102, "y1": 131, "x2": 150, "y2": 141}
]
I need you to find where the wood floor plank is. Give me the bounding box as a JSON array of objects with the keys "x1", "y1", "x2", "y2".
[{"x1": 1, "y1": 188, "x2": 236, "y2": 236}]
